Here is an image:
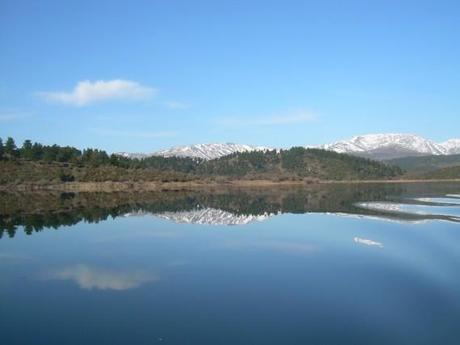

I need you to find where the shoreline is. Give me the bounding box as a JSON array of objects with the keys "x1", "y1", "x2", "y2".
[{"x1": 1, "y1": 178, "x2": 460, "y2": 192}]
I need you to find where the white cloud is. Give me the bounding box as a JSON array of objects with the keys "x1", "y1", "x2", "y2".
[
  {"x1": 218, "y1": 110, "x2": 316, "y2": 127},
  {"x1": 165, "y1": 101, "x2": 190, "y2": 110},
  {"x1": 89, "y1": 128, "x2": 177, "y2": 139},
  {"x1": 48, "y1": 265, "x2": 157, "y2": 291},
  {"x1": 39, "y1": 79, "x2": 156, "y2": 106}
]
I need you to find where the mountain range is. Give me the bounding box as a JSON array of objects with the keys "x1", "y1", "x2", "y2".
[
  {"x1": 117, "y1": 133, "x2": 460, "y2": 161},
  {"x1": 154, "y1": 143, "x2": 269, "y2": 160},
  {"x1": 117, "y1": 143, "x2": 269, "y2": 160},
  {"x1": 317, "y1": 134, "x2": 460, "y2": 160}
]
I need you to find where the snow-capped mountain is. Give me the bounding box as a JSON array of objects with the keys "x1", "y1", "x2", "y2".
[
  {"x1": 116, "y1": 134, "x2": 460, "y2": 161},
  {"x1": 117, "y1": 143, "x2": 270, "y2": 160},
  {"x1": 153, "y1": 143, "x2": 270, "y2": 160},
  {"x1": 441, "y1": 139, "x2": 460, "y2": 155},
  {"x1": 316, "y1": 134, "x2": 460, "y2": 160},
  {"x1": 153, "y1": 143, "x2": 268, "y2": 160},
  {"x1": 116, "y1": 152, "x2": 149, "y2": 159}
]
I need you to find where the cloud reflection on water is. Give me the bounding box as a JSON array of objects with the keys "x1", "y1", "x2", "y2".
[{"x1": 48, "y1": 265, "x2": 157, "y2": 291}]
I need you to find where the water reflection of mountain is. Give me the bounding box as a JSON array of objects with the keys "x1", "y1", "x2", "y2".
[
  {"x1": 155, "y1": 208, "x2": 274, "y2": 226},
  {"x1": 1, "y1": 182, "x2": 460, "y2": 238}
]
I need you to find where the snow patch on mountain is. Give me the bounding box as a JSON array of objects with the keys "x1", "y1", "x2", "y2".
[
  {"x1": 441, "y1": 139, "x2": 460, "y2": 155},
  {"x1": 153, "y1": 143, "x2": 271, "y2": 160},
  {"x1": 320, "y1": 134, "x2": 444, "y2": 155},
  {"x1": 116, "y1": 134, "x2": 460, "y2": 161},
  {"x1": 116, "y1": 143, "x2": 270, "y2": 160},
  {"x1": 314, "y1": 133, "x2": 460, "y2": 159},
  {"x1": 116, "y1": 152, "x2": 149, "y2": 159}
]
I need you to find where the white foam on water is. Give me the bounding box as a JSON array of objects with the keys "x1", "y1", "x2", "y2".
[{"x1": 354, "y1": 237, "x2": 384, "y2": 248}]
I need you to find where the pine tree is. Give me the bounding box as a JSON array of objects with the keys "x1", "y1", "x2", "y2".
[
  {"x1": 21, "y1": 139, "x2": 33, "y2": 160},
  {"x1": 4, "y1": 137, "x2": 18, "y2": 158},
  {"x1": 0, "y1": 138, "x2": 4, "y2": 160},
  {"x1": 31, "y1": 143, "x2": 44, "y2": 160}
]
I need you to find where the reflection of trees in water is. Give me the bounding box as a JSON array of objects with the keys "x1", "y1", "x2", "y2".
[
  {"x1": 1, "y1": 182, "x2": 459, "y2": 238},
  {"x1": 0, "y1": 192, "x2": 201, "y2": 238}
]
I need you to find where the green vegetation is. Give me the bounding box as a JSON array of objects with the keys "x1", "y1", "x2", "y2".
[
  {"x1": 423, "y1": 166, "x2": 460, "y2": 179},
  {"x1": 387, "y1": 154, "x2": 460, "y2": 173},
  {"x1": 0, "y1": 137, "x2": 197, "y2": 184},
  {"x1": 198, "y1": 147, "x2": 403, "y2": 180},
  {"x1": 0, "y1": 136, "x2": 108, "y2": 164},
  {"x1": 0, "y1": 160, "x2": 194, "y2": 185},
  {"x1": 0, "y1": 136, "x2": 404, "y2": 186}
]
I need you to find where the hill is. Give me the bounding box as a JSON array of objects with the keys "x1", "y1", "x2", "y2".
[
  {"x1": 152, "y1": 143, "x2": 270, "y2": 160},
  {"x1": 423, "y1": 166, "x2": 460, "y2": 179},
  {"x1": 315, "y1": 133, "x2": 460, "y2": 160},
  {"x1": 117, "y1": 143, "x2": 271, "y2": 160},
  {"x1": 0, "y1": 137, "x2": 404, "y2": 187},
  {"x1": 196, "y1": 148, "x2": 403, "y2": 180},
  {"x1": 386, "y1": 154, "x2": 460, "y2": 173},
  {"x1": 118, "y1": 134, "x2": 460, "y2": 161}
]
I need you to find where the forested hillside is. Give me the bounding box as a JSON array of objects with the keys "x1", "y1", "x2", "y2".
[
  {"x1": 387, "y1": 154, "x2": 460, "y2": 173},
  {"x1": 197, "y1": 148, "x2": 403, "y2": 180},
  {"x1": 423, "y1": 166, "x2": 460, "y2": 179},
  {"x1": 0, "y1": 137, "x2": 404, "y2": 185}
]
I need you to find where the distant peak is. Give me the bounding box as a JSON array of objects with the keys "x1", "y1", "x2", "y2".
[
  {"x1": 116, "y1": 133, "x2": 460, "y2": 161},
  {"x1": 317, "y1": 133, "x2": 460, "y2": 159},
  {"x1": 152, "y1": 143, "x2": 271, "y2": 160}
]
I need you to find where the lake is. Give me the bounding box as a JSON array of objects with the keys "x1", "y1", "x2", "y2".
[{"x1": 1, "y1": 183, "x2": 460, "y2": 344}]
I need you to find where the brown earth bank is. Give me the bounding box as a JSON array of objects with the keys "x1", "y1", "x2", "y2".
[{"x1": 2, "y1": 178, "x2": 460, "y2": 192}]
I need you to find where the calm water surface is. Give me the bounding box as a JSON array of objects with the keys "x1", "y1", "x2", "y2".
[{"x1": 1, "y1": 183, "x2": 460, "y2": 344}]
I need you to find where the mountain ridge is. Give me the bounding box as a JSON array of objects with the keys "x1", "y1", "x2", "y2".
[
  {"x1": 118, "y1": 143, "x2": 271, "y2": 160},
  {"x1": 314, "y1": 133, "x2": 460, "y2": 160},
  {"x1": 117, "y1": 134, "x2": 460, "y2": 161},
  {"x1": 154, "y1": 143, "x2": 271, "y2": 160},
  {"x1": 386, "y1": 153, "x2": 460, "y2": 173}
]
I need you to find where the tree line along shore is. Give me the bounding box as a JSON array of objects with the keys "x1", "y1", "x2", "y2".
[{"x1": 0, "y1": 136, "x2": 458, "y2": 190}]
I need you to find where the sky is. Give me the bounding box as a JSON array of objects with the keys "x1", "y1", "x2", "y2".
[{"x1": 0, "y1": 0, "x2": 459, "y2": 153}]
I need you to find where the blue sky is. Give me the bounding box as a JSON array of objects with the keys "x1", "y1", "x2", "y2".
[{"x1": 0, "y1": 0, "x2": 459, "y2": 153}]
